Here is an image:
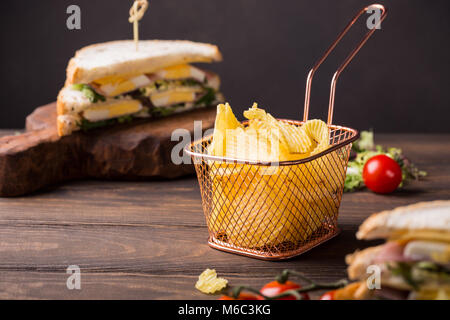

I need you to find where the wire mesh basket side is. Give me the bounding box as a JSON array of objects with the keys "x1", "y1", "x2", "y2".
[{"x1": 189, "y1": 124, "x2": 357, "y2": 259}]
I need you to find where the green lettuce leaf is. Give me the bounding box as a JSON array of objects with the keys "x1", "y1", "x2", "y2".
[{"x1": 72, "y1": 84, "x2": 106, "y2": 103}]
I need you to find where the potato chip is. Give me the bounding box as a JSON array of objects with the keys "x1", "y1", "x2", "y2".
[
  {"x1": 195, "y1": 269, "x2": 228, "y2": 294},
  {"x1": 279, "y1": 123, "x2": 315, "y2": 154},
  {"x1": 243, "y1": 102, "x2": 267, "y2": 121},
  {"x1": 302, "y1": 119, "x2": 330, "y2": 154},
  {"x1": 209, "y1": 103, "x2": 243, "y2": 157}
]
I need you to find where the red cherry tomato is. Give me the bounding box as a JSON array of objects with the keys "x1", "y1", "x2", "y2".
[
  {"x1": 362, "y1": 154, "x2": 402, "y2": 194},
  {"x1": 258, "y1": 281, "x2": 310, "y2": 300},
  {"x1": 218, "y1": 293, "x2": 259, "y2": 300},
  {"x1": 320, "y1": 290, "x2": 337, "y2": 300}
]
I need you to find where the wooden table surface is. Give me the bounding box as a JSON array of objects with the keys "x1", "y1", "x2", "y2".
[{"x1": 0, "y1": 131, "x2": 448, "y2": 299}]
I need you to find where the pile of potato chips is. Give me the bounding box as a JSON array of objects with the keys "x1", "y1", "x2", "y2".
[
  {"x1": 209, "y1": 103, "x2": 329, "y2": 162},
  {"x1": 207, "y1": 103, "x2": 345, "y2": 248}
]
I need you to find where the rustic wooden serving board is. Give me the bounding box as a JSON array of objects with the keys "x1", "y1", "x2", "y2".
[{"x1": 0, "y1": 103, "x2": 216, "y2": 197}]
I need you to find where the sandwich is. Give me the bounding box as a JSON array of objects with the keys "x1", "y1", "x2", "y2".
[
  {"x1": 57, "y1": 40, "x2": 224, "y2": 136},
  {"x1": 333, "y1": 200, "x2": 450, "y2": 299}
]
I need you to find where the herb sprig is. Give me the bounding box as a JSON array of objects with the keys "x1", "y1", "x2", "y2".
[{"x1": 72, "y1": 84, "x2": 106, "y2": 103}]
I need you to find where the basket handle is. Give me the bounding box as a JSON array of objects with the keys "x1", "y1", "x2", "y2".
[{"x1": 303, "y1": 4, "x2": 388, "y2": 125}]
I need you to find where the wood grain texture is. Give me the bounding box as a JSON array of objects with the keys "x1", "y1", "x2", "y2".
[
  {"x1": 0, "y1": 132, "x2": 448, "y2": 299},
  {"x1": 0, "y1": 103, "x2": 216, "y2": 197}
]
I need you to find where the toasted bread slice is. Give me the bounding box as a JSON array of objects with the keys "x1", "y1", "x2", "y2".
[
  {"x1": 346, "y1": 245, "x2": 384, "y2": 280},
  {"x1": 65, "y1": 40, "x2": 222, "y2": 85},
  {"x1": 356, "y1": 200, "x2": 450, "y2": 240}
]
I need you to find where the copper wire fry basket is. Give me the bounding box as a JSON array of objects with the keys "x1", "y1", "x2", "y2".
[{"x1": 185, "y1": 4, "x2": 387, "y2": 260}]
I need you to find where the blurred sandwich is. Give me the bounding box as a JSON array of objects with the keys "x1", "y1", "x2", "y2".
[
  {"x1": 57, "y1": 40, "x2": 224, "y2": 136},
  {"x1": 336, "y1": 201, "x2": 450, "y2": 300}
]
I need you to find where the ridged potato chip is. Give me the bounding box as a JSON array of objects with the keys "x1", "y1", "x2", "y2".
[
  {"x1": 209, "y1": 103, "x2": 243, "y2": 157},
  {"x1": 279, "y1": 123, "x2": 315, "y2": 154},
  {"x1": 243, "y1": 103, "x2": 268, "y2": 121},
  {"x1": 302, "y1": 119, "x2": 330, "y2": 154},
  {"x1": 195, "y1": 269, "x2": 228, "y2": 294}
]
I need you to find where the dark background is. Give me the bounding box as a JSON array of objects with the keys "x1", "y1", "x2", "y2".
[{"x1": 0, "y1": 0, "x2": 449, "y2": 132}]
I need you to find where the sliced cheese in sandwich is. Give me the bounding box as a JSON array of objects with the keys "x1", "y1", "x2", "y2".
[
  {"x1": 83, "y1": 100, "x2": 142, "y2": 122},
  {"x1": 150, "y1": 87, "x2": 203, "y2": 107},
  {"x1": 414, "y1": 287, "x2": 450, "y2": 300},
  {"x1": 153, "y1": 64, "x2": 206, "y2": 82},
  {"x1": 403, "y1": 240, "x2": 450, "y2": 263},
  {"x1": 389, "y1": 230, "x2": 450, "y2": 243},
  {"x1": 93, "y1": 74, "x2": 151, "y2": 97},
  {"x1": 356, "y1": 200, "x2": 450, "y2": 241},
  {"x1": 91, "y1": 65, "x2": 207, "y2": 97}
]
